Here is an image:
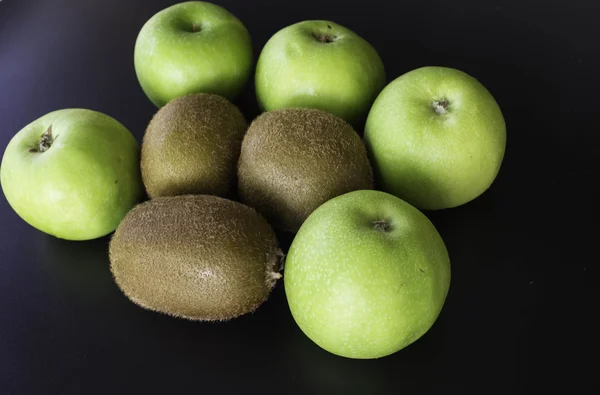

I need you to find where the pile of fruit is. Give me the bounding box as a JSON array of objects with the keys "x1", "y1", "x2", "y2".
[{"x1": 0, "y1": 1, "x2": 506, "y2": 359}]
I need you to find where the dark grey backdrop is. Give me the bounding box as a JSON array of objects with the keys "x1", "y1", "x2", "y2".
[{"x1": 0, "y1": 1, "x2": 597, "y2": 394}]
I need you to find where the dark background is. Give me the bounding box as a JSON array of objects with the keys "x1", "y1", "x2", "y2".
[{"x1": 1, "y1": 0, "x2": 597, "y2": 394}]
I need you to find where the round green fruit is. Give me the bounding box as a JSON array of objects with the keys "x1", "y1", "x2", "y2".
[
  {"x1": 255, "y1": 20, "x2": 386, "y2": 125},
  {"x1": 134, "y1": 1, "x2": 253, "y2": 107},
  {"x1": 364, "y1": 66, "x2": 506, "y2": 210},
  {"x1": 1, "y1": 109, "x2": 143, "y2": 240},
  {"x1": 284, "y1": 190, "x2": 451, "y2": 359}
]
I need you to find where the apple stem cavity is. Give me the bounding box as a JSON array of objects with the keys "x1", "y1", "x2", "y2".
[
  {"x1": 312, "y1": 32, "x2": 336, "y2": 43},
  {"x1": 372, "y1": 220, "x2": 392, "y2": 233},
  {"x1": 432, "y1": 100, "x2": 450, "y2": 115},
  {"x1": 29, "y1": 125, "x2": 54, "y2": 153}
]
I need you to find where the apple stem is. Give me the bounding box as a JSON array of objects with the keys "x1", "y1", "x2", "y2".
[
  {"x1": 192, "y1": 23, "x2": 199, "y2": 33},
  {"x1": 30, "y1": 125, "x2": 54, "y2": 153},
  {"x1": 372, "y1": 220, "x2": 392, "y2": 232},
  {"x1": 432, "y1": 100, "x2": 450, "y2": 115}
]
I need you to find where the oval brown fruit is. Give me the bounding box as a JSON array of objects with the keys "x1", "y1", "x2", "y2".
[
  {"x1": 141, "y1": 93, "x2": 247, "y2": 199},
  {"x1": 109, "y1": 195, "x2": 282, "y2": 321},
  {"x1": 237, "y1": 108, "x2": 374, "y2": 232}
]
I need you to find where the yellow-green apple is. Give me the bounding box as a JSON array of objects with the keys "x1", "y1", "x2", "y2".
[
  {"x1": 255, "y1": 20, "x2": 385, "y2": 125},
  {"x1": 364, "y1": 66, "x2": 506, "y2": 210},
  {"x1": 134, "y1": 1, "x2": 253, "y2": 107},
  {"x1": 1, "y1": 109, "x2": 143, "y2": 240},
  {"x1": 284, "y1": 190, "x2": 451, "y2": 359}
]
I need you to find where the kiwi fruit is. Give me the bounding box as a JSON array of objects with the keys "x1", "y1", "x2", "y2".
[
  {"x1": 141, "y1": 93, "x2": 247, "y2": 199},
  {"x1": 237, "y1": 108, "x2": 374, "y2": 233},
  {"x1": 109, "y1": 194, "x2": 282, "y2": 321}
]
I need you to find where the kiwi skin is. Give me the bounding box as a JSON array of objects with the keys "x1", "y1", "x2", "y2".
[
  {"x1": 141, "y1": 93, "x2": 247, "y2": 199},
  {"x1": 109, "y1": 195, "x2": 282, "y2": 321},
  {"x1": 237, "y1": 108, "x2": 374, "y2": 233}
]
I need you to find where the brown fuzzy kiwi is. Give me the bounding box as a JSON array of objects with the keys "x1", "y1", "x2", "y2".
[
  {"x1": 109, "y1": 195, "x2": 282, "y2": 321},
  {"x1": 141, "y1": 93, "x2": 247, "y2": 199},
  {"x1": 237, "y1": 108, "x2": 374, "y2": 233}
]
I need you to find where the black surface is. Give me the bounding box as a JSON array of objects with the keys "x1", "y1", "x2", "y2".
[{"x1": 1, "y1": 0, "x2": 597, "y2": 394}]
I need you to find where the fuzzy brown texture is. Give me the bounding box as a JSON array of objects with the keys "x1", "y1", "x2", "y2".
[
  {"x1": 109, "y1": 195, "x2": 282, "y2": 321},
  {"x1": 141, "y1": 93, "x2": 247, "y2": 199},
  {"x1": 237, "y1": 108, "x2": 374, "y2": 233}
]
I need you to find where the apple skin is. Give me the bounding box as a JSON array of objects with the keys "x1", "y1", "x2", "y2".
[
  {"x1": 255, "y1": 20, "x2": 386, "y2": 125},
  {"x1": 1, "y1": 109, "x2": 143, "y2": 240},
  {"x1": 364, "y1": 66, "x2": 506, "y2": 210},
  {"x1": 284, "y1": 190, "x2": 451, "y2": 359},
  {"x1": 134, "y1": 1, "x2": 253, "y2": 107}
]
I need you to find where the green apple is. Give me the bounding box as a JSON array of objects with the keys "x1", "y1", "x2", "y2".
[
  {"x1": 1, "y1": 109, "x2": 143, "y2": 240},
  {"x1": 364, "y1": 66, "x2": 506, "y2": 210},
  {"x1": 134, "y1": 1, "x2": 253, "y2": 107},
  {"x1": 255, "y1": 20, "x2": 386, "y2": 125},
  {"x1": 285, "y1": 190, "x2": 451, "y2": 359}
]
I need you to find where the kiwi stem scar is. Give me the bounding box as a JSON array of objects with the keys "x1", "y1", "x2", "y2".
[
  {"x1": 30, "y1": 125, "x2": 54, "y2": 153},
  {"x1": 269, "y1": 271, "x2": 283, "y2": 281},
  {"x1": 268, "y1": 249, "x2": 284, "y2": 285}
]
